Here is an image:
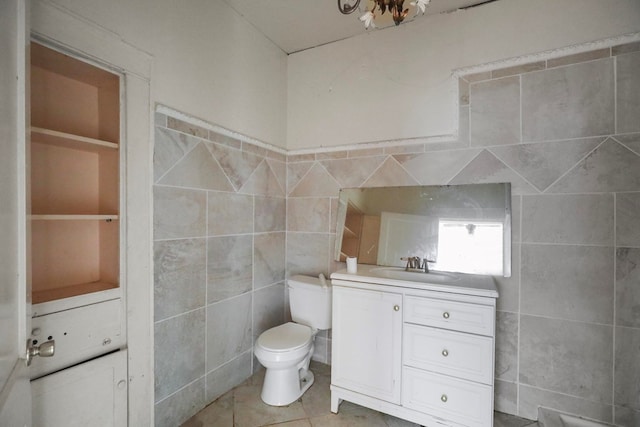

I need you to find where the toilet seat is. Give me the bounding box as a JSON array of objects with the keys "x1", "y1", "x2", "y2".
[{"x1": 257, "y1": 322, "x2": 312, "y2": 352}]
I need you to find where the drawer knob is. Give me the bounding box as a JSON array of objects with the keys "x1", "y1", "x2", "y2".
[
  {"x1": 443, "y1": 311, "x2": 450, "y2": 319},
  {"x1": 393, "y1": 304, "x2": 400, "y2": 312},
  {"x1": 442, "y1": 349, "x2": 449, "y2": 357},
  {"x1": 441, "y1": 394, "x2": 448, "y2": 403}
]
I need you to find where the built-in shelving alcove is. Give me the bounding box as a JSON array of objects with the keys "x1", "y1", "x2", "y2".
[{"x1": 30, "y1": 42, "x2": 120, "y2": 305}]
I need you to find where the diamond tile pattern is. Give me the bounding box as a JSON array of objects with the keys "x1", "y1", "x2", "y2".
[{"x1": 155, "y1": 42, "x2": 640, "y2": 427}]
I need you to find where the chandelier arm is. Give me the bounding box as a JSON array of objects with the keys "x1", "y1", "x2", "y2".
[{"x1": 338, "y1": 0, "x2": 361, "y2": 15}]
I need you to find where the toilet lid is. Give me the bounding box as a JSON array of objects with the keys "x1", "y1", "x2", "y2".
[{"x1": 257, "y1": 322, "x2": 312, "y2": 352}]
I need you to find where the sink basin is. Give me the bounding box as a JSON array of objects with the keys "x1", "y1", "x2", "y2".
[{"x1": 369, "y1": 267, "x2": 460, "y2": 284}]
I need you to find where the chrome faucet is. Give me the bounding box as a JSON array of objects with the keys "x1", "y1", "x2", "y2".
[{"x1": 401, "y1": 256, "x2": 435, "y2": 273}]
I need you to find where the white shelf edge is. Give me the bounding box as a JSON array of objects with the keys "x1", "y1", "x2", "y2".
[
  {"x1": 30, "y1": 214, "x2": 119, "y2": 220},
  {"x1": 31, "y1": 126, "x2": 118, "y2": 150}
]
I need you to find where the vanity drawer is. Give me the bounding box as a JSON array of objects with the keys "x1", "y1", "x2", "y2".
[
  {"x1": 404, "y1": 295, "x2": 495, "y2": 336},
  {"x1": 404, "y1": 324, "x2": 493, "y2": 385},
  {"x1": 402, "y1": 366, "x2": 493, "y2": 427}
]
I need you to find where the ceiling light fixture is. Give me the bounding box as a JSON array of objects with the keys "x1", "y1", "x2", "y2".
[{"x1": 338, "y1": 0, "x2": 431, "y2": 29}]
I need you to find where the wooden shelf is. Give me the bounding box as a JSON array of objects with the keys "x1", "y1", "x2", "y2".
[
  {"x1": 31, "y1": 214, "x2": 119, "y2": 221},
  {"x1": 32, "y1": 281, "x2": 119, "y2": 305},
  {"x1": 32, "y1": 127, "x2": 118, "y2": 152}
]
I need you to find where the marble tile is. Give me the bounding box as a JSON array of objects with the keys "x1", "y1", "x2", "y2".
[
  {"x1": 316, "y1": 151, "x2": 348, "y2": 160},
  {"x1": 519, "y1": 315, "x2": 613, "y2": 403},
  {"x1": 243, "y1": 142, "x2": 267, "y2": 158},
  {"x1": 208, "y1": 143, "x2": 263, "y2": 192},
  {"x1": 207, "y1": 192, "x2": 253, "y2": 236},
  {"x1": 362, "y1": 157, "x2": 419, "y2": 187},
  {"x1": 167, "y1": 117, "x2": 208, "y2": 139},
  {"x1": 287, "y1": 232, "x2": 331, "y2": 277},
  {"x1": 154, "y1": 127, "x2": 199, "y2": 183},
  {"x1": 155, "y1": 309, "x2": 206, "y2": 401},
  {"x1": 449, "y1": 150, "x2": 538, "y2": 195},
  {"x1": 521, "y1": 194, "x2": 614, "y2": 245},
  {"x1": 546, "y1": 48, "x2": 610, "y2": 68},
  {"x1": 287, "y1": 162, "x2": 314, "y2": 194},
  {"x1": 240, "y1": 160, "x2": 286, "y2": 197},
  {"x1": 522, "y1": 58, "x2": 614, "y2": 141},
  {"x1": 495, "y1": 379, "x2": 518, "y2": 415},
  {"x1": 301, "y1": 372, "x2": 332, "y2": 419},
  {"x1": 287, "y1": 198, "x2": 331, "y2": 233},
  {"x1": 518, "y1": 384, "x2": 613, "y2": 423},
  {"x1": 310, "y1": 402, "x2": 388, "y2": 426},
  {"x1": 496, "y1": 311, "x2": 518, "y2": 382},
  {"x1": 154, "y1": 238, "x2": 206, "y2": 321},
  {"x1": 267, "y1": 158, "x2": 287, "y2": 194},
  {"x1": 547, "y1": 139, "x2": 640, "y2": 193},
  {"x1": 616, "y1": 51, "x2": 640, "y2": 133},
  {"x1": 612, "y1": 42, "x2": 640, "y2": 56},
  {"x1": 613, "y1": 133, "x2": 640, "y2": 155},
  {"x1": 208, "y1": 131, "x2": 241, "y2": 149},
  {"x1": 255, "y1": 196, "x2": 286, "y2": 232},
  {"x1": 495, "y1": 243, "x2": 520, "y2": 313},
  {"x1": 394, "y1": 149, "x2": 480, "y2": 185},
  {"x1": 521, "y1": 244, "x2": 614, "y2": 324},
  {"x1": 312, "y1": 336, "x2": 329, "y2": 364},
  {"x1": 206, "y1": 293, "x2": 252, "y2": 369},
  {"x1": 182, "y1": 389, "x2": 233, "y2": 427},
  {"x1": 463, "y1": 70, "x2": 492, "y2": 83},
  {"x1": 290, "y1": 163, "x2": 340, "y2": 198},
  {"x1": 384, "y1": 144, "x2": 424, "y2": 155},
  {"x1": 492, "y1": 62, "x2": 546, "y2": 79},
  {"x1": 205, "y1": 352, "x2": 252, "y2": 403},
  {"x1": 154, "y1": 186, "x2": 206, "y2": 240},
  {"x1": 233, "y1": 383, "x2": 307, "y2": 426},
  {"x1": 158, "y1": 143, "x2": 235, "y2": 191},
  {"x1": 494, "y1": 411, "x2": 535, "y2": 427},
  {"x1": 320, "y1": 156, "x2": 387, "y2": 188},
  {"x1": 156, "y1": 378, "x2": 206, "y2": 427},
  {"x1": 616, "y1": 248, "x2": 640, "y2": 328},
  {"x1": 470, "y1": 76, "x2": 521, "y2": 146},
  {"x1": 490, "y1": 138, "x2": 603, "y2": 192},
  {"x1": 155, "y1": 112, "x2": 167, "y2": 127},
  {"x1": 348, "y1": 147, "x2": 385, "y2": 158},
  {"x1": 254, "y1": 233, "x2": 285, "y2": 289},
  {"x1": 614, "y1": 326, "x2": 640, "y2": 410},
  {"x1": 288, "y1": 153, "x2": 316, "y2": 162},
  {"x1": 207, "y1": 234, "x2": 252, "y2": 302},
  {"x1": 614, "y1": 405, "x2": 640, "y2": 426},
  {"x1": 253, "y1": 283, "x2": 285, "y2": 340},
  {"x1": 617, "y1": 192, "x2": 640, "y2": 247}
]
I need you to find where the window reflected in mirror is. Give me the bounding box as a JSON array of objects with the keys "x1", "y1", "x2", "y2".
[{"x1": 334, "y1": 183, "x2": 511, "y2": 277}]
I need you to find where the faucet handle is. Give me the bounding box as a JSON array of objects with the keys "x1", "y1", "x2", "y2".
[{"x1": 421, "y1": 258, "x2": 436, "y2": 273}]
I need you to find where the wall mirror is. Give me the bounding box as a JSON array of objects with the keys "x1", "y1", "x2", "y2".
[{"x1": 334, "y1": 183, "x2": 511, "y2": 277}]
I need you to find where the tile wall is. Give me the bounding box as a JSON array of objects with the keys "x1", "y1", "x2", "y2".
[
  {"x1": 153, "y1": 41, "x2": 640, "y2": 426},
  {"x1": 286, "y1": 42, "x2": 640, "y2": 425},
  {"x1": 153, "y1": 116, "x2": 288, "y2": 427}
]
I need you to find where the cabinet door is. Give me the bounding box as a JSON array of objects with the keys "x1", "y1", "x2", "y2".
[
  {"x1": 331, "y1": 285, "x2": 402, "y2": 404},
  {"x1": 31, "y1": 350, "x2": 127, "y2": 427}
]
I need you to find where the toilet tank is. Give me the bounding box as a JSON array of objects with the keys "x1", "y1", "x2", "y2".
[{"x1": 288, "y1": 275, "x2": 332, "y2": 330}]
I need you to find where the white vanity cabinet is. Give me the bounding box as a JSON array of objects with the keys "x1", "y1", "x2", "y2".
[
  {"x1": 331, "y1": 286, "x2": 402, "y2": 404},
  {"x1": 331, "y1": 266, "x2": 498, "y2": 427}
]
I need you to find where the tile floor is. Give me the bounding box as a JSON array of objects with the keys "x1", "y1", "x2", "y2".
[{"x1": 182, "y1": 362, "x2": 539, "y2": 427}]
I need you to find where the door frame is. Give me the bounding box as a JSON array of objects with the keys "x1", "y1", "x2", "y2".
[{"x1": 30, "y1": 1, "x2": 154, "y2": 424}]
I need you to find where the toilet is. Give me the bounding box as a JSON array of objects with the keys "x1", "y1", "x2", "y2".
[{"x1": 254, "y1": 274, "x2": 332, "y2": 406}]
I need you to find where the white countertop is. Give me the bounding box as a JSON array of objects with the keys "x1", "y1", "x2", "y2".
[{"x1": 330, "y1": 264, "x2": 499, "y2": 299}]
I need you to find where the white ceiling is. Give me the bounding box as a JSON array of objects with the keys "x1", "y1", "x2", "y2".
[{"x1": 222, "y1": 0, "x2": 496, "y2": 54}]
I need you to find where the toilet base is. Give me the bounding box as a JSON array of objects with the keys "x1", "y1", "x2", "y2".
[{"x1": 261, "y1": 367, "x2": 315, "y2": 406}]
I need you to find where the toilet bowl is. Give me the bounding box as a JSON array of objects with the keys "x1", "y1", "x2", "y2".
[
  {"x1": 254, "y1": 275, "x2": 331, "y2": 406},
  {"x1": 254, "y1": 322, "x2": 315, "y2": 406}
]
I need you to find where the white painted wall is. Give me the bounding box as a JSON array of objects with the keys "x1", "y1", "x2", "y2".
[
  {"x1": 287, "y1": 0, "x2": 640, "y2": 150},
  {"x1": 49, "y1": 0, "x2": 288, "y2": 148}
]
